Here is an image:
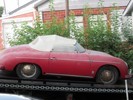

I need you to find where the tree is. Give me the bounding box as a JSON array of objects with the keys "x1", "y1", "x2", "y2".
[{"x1": 0, "y1": 6, "x2": 4, "y2": 17}]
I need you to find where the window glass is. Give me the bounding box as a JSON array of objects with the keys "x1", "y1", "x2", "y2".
[
  {"x1": 52, "y1": 45, "x2": 77, "y2": 53},
  {"x1": 75, "y1": 16, "x2": 83, "y2": 28},
  {"x1": 69, "y1": 16, "x2": 84, "y2": 38},
  {"x1": 111, "y1": 10, "x2": 124, "y2": 33},
  {"x1": 75, "y1": 43, "x2": 85, "y2": 53},
  {"x1": 31, "y1": 37, "x2": 38, "y2": 45},
  {"x1": 89, "y1": 14, "x2": 107, "y2": 28}
]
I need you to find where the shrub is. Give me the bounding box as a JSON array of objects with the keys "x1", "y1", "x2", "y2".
[{"x1": 83, "y1": 3, "x2": 133, "y2": 68}]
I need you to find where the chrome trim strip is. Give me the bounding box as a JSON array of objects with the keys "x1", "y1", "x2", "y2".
[
  {"x1": 16, "y1": 57, "x2": 48, "y2": 60},
  {"x1": 16, "y1": 57, "x2": 90, "y2": 62},
  {"x1": 92, "y1": 60, "x2": 120, "y2": 64},
  {"x1": 46, "y1": 73, "x2": 93, "y2": 78},
  {"x1": 53, "y1": 58, "x2": 90, "y2": 62},
  {"x1": 49, "y1": 58, "x2": 119, "y2": 64}
]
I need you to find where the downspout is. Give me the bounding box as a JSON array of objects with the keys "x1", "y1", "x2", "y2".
[
  {"x1": 1, "y1": 19, "x2": 6, "y2": 49},
  {"x1": 132, "y1": 11, "x2": 133, "y2": 29}
]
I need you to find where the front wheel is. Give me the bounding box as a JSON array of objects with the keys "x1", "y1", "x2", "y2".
[
  {"x1": 16, "y1": 64, "x2": 41, "y2": 79},
  {"x1": 96, "y1": 66, "x2": 119, "y2": 85}
]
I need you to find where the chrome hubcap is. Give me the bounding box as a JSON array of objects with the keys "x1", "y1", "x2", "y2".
[
  {"x1": 21, "y1": 64, "x2": 36, "y2": 78},
  {"x1": 100, "y1": 70, "x2": 114, "y2": 83}
]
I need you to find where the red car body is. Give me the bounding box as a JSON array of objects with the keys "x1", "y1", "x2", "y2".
[{"x1": 0, "y1": 35, "x2": 130, "y2": 84}]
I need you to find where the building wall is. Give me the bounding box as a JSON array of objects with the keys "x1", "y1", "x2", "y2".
[
  {"x1": 0, "y1": 0, "x2": 42, "y2": 50},
  {"x1": 8, "y1": 12, "x2": 35, "y2": 19},
  {"x1": 42, "y1": 6, "x2": 126, "y2": 28},
  {"x1": 0, "y1": 12, "x2": 35, "y2": 49},
  {"x1": 0, "y1": 6, "x2": 127, "y2": 50}
]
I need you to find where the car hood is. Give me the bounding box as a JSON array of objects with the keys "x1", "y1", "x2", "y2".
[
  {"x1": 86, "y1": 50, "x2": 112, "y2": 57},
  {"x1": 86, "y1": 50, "x2": 128, "y2": 67}
]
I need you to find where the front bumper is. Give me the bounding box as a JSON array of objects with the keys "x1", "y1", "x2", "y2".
[
  {"x1": 125, "y1": 74, "x2": 132, "y2": 79},
  {"x1": 125, "y1": 69, "x2": 133, "y2": 78}
]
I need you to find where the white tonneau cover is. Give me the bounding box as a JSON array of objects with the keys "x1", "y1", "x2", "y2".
[{"x1": 29, "y1": 35, "x2": 76, "y2": 51}]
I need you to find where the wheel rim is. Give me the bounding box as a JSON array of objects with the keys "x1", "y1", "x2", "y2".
[
  {"x1": 21, "y1": 64, "x2": 37, "y2": 78},
  {"x1": 100, "y1": 70, "x2": 114, "y2": 83}
]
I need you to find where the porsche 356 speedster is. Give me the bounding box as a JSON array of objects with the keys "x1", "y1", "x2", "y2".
[{"x1": 0, "y1": 35, "x2": 130, "y2": 84}]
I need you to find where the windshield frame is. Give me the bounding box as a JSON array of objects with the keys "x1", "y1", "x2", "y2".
[{"x1": 75, "y1": 42, "x2": 86, "y2": 53}]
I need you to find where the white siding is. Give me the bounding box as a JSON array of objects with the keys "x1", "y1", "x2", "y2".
[
  {"x1": 36, "y1": 0, "x2": 129, "y2": 11},
  {"x1": 2, "y1": 17, "x2": 33, "y2": 48}
]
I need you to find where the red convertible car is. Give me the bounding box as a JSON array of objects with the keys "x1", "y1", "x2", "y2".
[{"x1": 0, "y1": 35, "x2": 130, "y2": 84}]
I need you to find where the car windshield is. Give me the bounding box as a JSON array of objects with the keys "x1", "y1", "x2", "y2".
[
  {"x1": 30, "y1": 37, "x2": 38, "y2": 45},
  {"x1": 75, "y1": 43, "x2": 85, "y2": 53}
]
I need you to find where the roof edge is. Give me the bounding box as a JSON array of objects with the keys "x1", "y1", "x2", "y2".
[
  {"x1": 9, "y1": 0, "x2": 37, "y2": 15},
  {"x1": 34, "y1": 0, "x2": 49, "y2": 10}
]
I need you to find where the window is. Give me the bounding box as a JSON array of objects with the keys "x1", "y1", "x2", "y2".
[
  {"x1": 89, "y1": 14, "x2": 107, "y2": 28},
  {"x1": 111, "y1": 10, "x2": 124, "y2": 33},
  {"x1": 75, "y1": 43, "x2": 85, "y2": 53},
  {"x1": 75, "y1": 16, "x2": 83, "y2": 28},
  {"x1": 70, "y1": 16, "x2": 84, "y2": 38},
  {"x1": 52, "y1": 45, "x2": 77, "y2": 53}
]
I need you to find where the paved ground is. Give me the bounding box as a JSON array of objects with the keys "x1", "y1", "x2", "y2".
[{"x1": 30, "y1": 91, "x2": 133, "y2": 100}]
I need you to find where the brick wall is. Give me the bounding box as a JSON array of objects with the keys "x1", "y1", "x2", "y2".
[
  {"x1": 43, "y1": 6, "x2": 126, "y2": 23},
  {"x1": 43, "y1": 10, "x2": 83, "y2": 21}
]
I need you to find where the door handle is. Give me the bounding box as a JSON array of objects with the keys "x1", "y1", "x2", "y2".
[{"x1": 50, "y1": 57, "x2": 56, "y2": 60}]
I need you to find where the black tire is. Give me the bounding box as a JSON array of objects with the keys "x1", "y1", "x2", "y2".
[
  {"x1": 16, "y1": 63, "x2": 41, "y2": 79},
  {"x1": 96, "y1": 66, "x2": 119, "y2": 85}
]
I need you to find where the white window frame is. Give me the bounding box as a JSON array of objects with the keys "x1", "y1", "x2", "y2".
[{"x1": 89, "y1": 14, "x2": 107, "y2": 28}]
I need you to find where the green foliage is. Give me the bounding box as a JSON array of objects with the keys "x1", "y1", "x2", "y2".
[
  {"x1": 7, "y1": 1, "x2": 133, "y2": 68},
  {"x1": 122, "y1": 17, "x2": 133, "y2": 45},
  {"x1": 43, "y1": 17, "x2": 69, "y2": 37},
  {"x1": 83, "y1": 5, "x2": 133, "y2": 68},
  {"x1": 119, "y1": 42, "x2": 133, "y2": 68},
  {"x1": 86, "y1": 7, "x2": 121, "y2": 55},
  {"x1": 121, "y1": 17, "x2": 133, "y2": 68},
  {"x1": 0, "y1": 6, "x2": 3, "y2": 17},
  {"x1": 8, "y1": 17, "x2": 70, "y2": 46},
  {"x1": 69, "y1": 12, "x2": 84, "y2": 44},
  {"x1": 8, "y1": 0, "x2": 70, "y2": 46}
]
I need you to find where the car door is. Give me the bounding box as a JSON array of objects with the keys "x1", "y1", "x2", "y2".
[
  {"x1": 76, "y1": 52, "x2": 92, "y2": 77},
  {"x1": 48, "y1": 44, "x2": 91, "y2": 77},
  {"x1": 48, "y1": 45, "x2": 78, "y2": 76},
  {"x1": 75, "y1": 43, "x2": 91, "y2": 77}
]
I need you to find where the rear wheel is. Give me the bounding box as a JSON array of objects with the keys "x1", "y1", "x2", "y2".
[
  {"x1": 16, "y1": 64, "x2": 41, "y2": 79},
  {"x1": 96, "y1": 66, "x2": 119, "y2": 85}
]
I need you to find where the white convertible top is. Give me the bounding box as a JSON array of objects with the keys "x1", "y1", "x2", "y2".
[{"x1": 29, "y1": 35, "x2": 76, "y2": 51}]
